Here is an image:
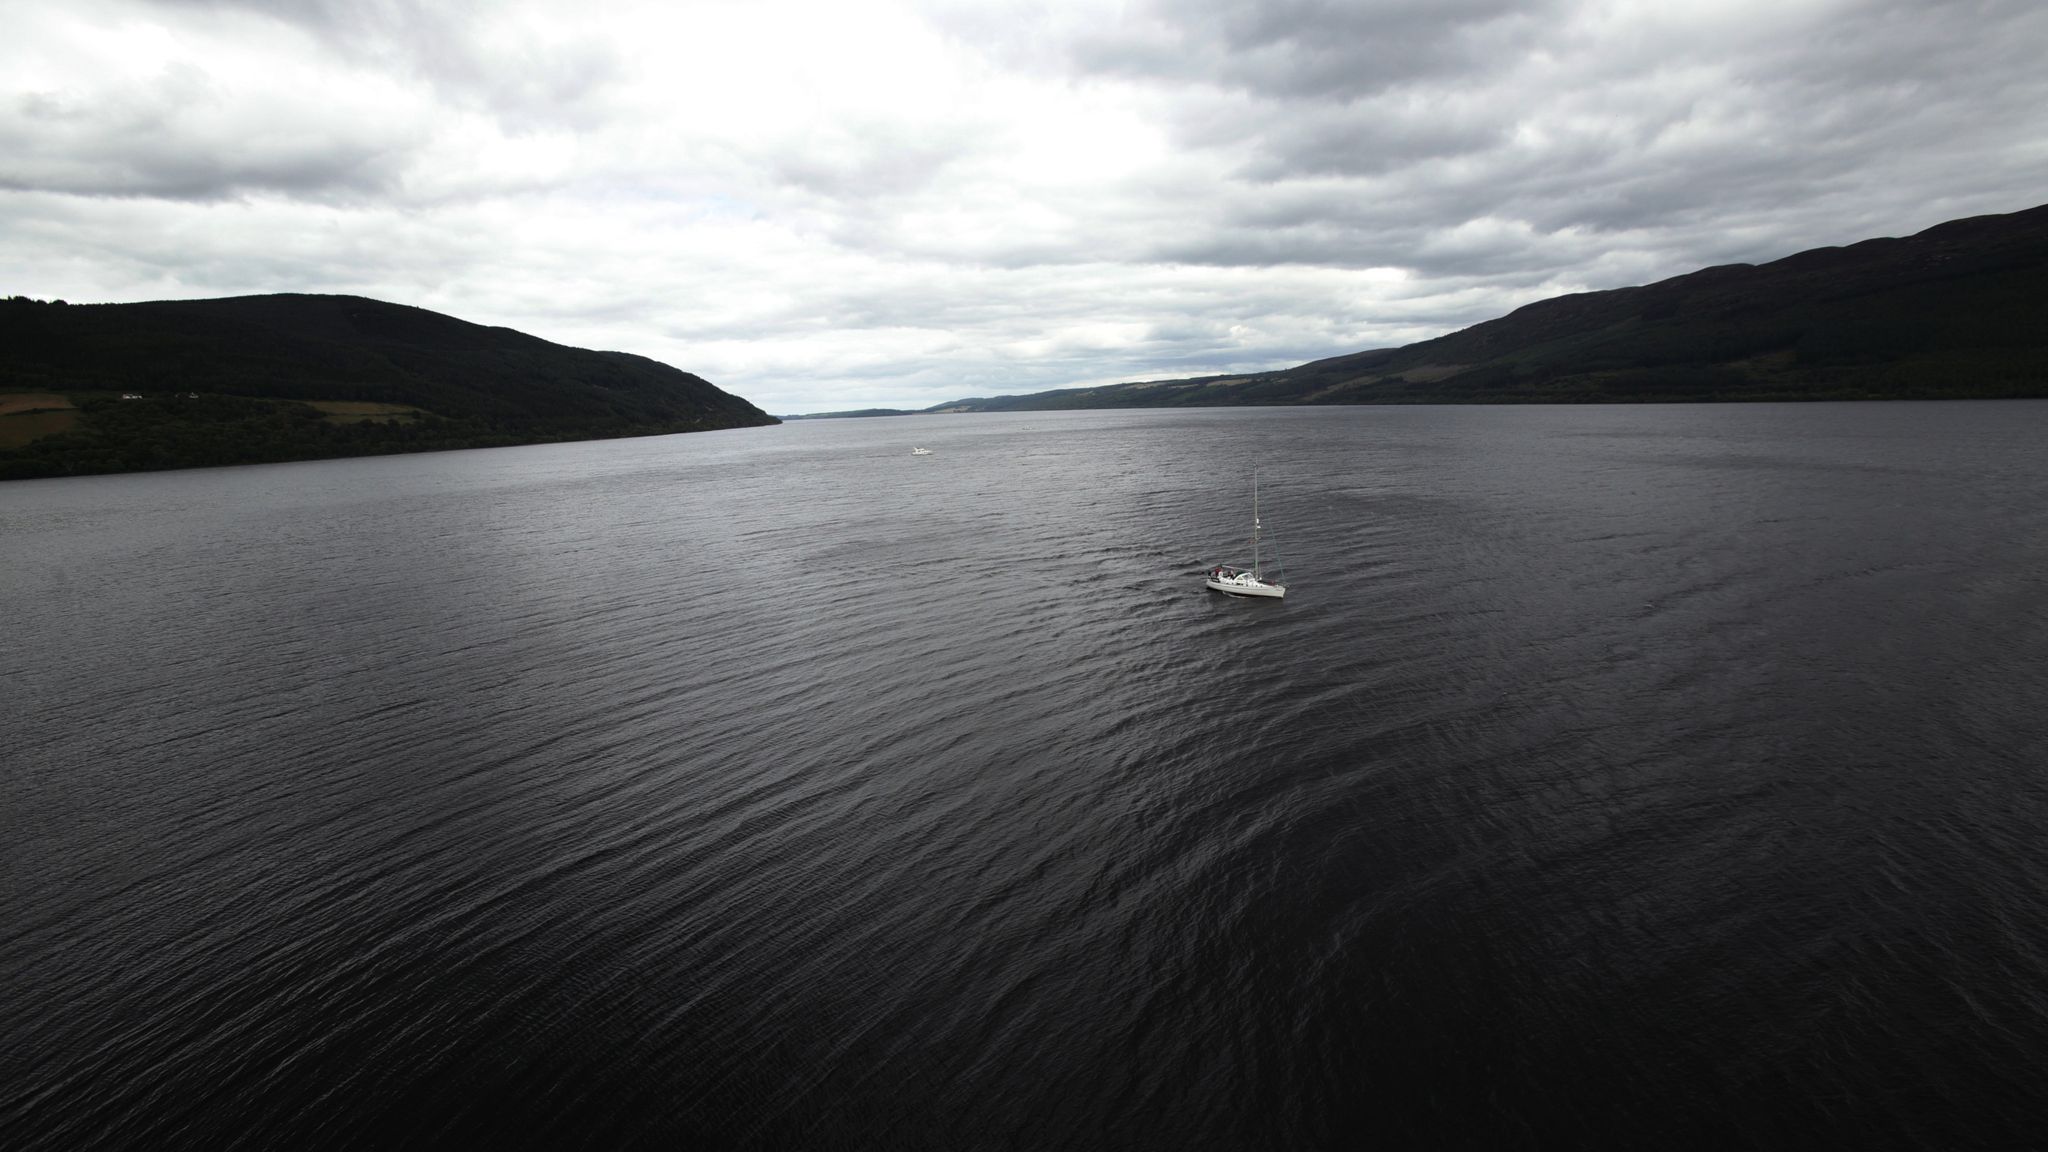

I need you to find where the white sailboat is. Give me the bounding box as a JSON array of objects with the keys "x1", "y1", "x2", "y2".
[{"x1": 1205, "y1": 473, "x2": 1286, "y2": 598}]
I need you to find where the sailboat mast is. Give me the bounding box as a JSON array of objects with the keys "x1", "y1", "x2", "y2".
[{"x1": 1253, "y1": 472, "x2": 1261, "y2": 576}]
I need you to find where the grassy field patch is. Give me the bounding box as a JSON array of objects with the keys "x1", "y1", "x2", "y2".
[
  {"x1": 0, "y1": 409, "x2": 79, "y2": 447},
  {"x1": 304, "y1": 400, "x2": 429, "y2": 424},
  {"x1": 0, "y1": 392, "x2": 76, "y2": 417}
]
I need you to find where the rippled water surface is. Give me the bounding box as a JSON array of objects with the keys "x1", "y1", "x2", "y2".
[{"x1": 6, "y1": 403, "x2": 2048, "y2": 1149}]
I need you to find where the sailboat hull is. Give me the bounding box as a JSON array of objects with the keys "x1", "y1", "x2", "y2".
[{"x1": 1205, "y1": 574, "x2": 1285, "y2": 598}]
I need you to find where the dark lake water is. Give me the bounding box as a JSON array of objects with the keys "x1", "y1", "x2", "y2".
[{"x1": 5, "y1": 403, "x2": 2048, "y2": 1149}]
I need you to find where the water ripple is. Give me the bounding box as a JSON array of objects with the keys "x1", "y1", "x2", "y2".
[{"x1": 5, "y1": 404, "x2": 2048, "y2": 1148}]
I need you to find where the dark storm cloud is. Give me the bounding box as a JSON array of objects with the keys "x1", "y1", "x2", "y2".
[
  {"x1": 1080, "y1": 0, "x2": 2048, "y2": 292},
  {"x1": 1228, "y1": 103, "x2": 1510, "y2": 181},
  {"x1": 1072, "y1": 0, "x2": 1563, "y2": 101}
]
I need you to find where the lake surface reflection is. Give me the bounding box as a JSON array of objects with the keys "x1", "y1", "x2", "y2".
[{"x1": 6, "y1": 402, "x2": 2047, "y2": 1148}]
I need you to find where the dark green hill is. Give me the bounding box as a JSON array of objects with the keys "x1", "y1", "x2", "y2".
[
  {"x1": 915, "y1": 203, "x2": 2048, "y2": 412},
  {"x1": 0, "y1": 293, "x2": 777, "y2": 479}
]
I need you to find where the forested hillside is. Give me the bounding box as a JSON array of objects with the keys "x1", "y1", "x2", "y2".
[{"x1": 0, "y1": 294, "x2": 776, "y2": 479}]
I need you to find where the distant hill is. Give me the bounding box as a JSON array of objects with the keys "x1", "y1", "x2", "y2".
[
  {"x1": 903, "y1": 203, "x2": 2048, "y2": 413},
  {"x1": 780, "y1": 408, "x2": 919, "y2": 420},
  {"x1": 0, "y1": 293, "x2": 777, "y2": 480}
]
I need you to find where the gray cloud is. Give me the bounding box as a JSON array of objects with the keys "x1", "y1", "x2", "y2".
[
  {"x1": 0, "y1": 64, "x2": 416, "y2": 201},
  {"x1": 4, "y1": 0, "x2": 2047, "y2": 413},
  {"x1": 1085, "y1": 0, "x2": 2048, "y2": 317},
  {"x1": 768, "y1": 120, "x2": 985, "y2": 202},
  {"x1": 1070, "y1": 0, "x2": 1563, "y2": 101},
  {"x1": 143, "y1": 0, "x2": 624, "y2": 129}
]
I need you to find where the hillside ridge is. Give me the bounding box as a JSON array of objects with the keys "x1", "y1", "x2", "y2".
[
  {"x1": 893, "y1": 203, "x2": 2048, "y2": 414},
  {"x1": 0, "y1": 293, "x2": 777, "y2": 479}
]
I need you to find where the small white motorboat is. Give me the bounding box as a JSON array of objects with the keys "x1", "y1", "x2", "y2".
[{"x1": 911, "y1": 447, "x2": 932, "y2": 455}]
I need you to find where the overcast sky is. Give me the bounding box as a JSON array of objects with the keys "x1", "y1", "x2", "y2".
[{"x1": 4, "y1": 0, "x2": 2045, "y2": 413}]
